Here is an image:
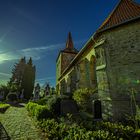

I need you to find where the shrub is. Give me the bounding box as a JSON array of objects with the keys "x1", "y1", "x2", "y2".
[
  {"x1": 96, "y1": 121, "x2": 135, "y2": 139},
  {"x1": 35, "y1": 105, "x2": 52, "y2": 120},
  {"x1": 134, "y1": 129, "x2": 140, "y2": 139},
  {"x1": 0, "y1": 103, "x2": 10, "y2": 113},
  {"x1": 26, "y1": 102, "x2": 38, "y2": 116},
  {"x1": 38, "y1": 119, "x2": 83, "y2": 140},
  {"x1": 6, "y1": 92, "x2": 18, "y2": 101},
  {"x1": 36, "y1": 95, "x2": 63, "y2": 116},
  {"x1": 38, "y1": 118, "x2": 118, "y2": 140},
  {"x1": 38, "y1": 119, "x2": 60, "y2": 139},
  {"x1": 64, "y1": 123, "x2": 86, "y2": 140},
  {"x1": 73, "y1": 88, "x2": 95, "y2": 111},
  {"x1": 26, "y1": 102, "x2": 52, "y2": 120},
  {"x1": 47, "y1": 96, "x2": 61, "y2": 116},
  {"x1": 36, "y1": 98, "x2": 47, "y2": 105}
]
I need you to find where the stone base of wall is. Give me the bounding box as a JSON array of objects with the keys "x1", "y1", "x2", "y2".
[{"x1": 112, "y1": 99, "x2": 136, "y2": 121}]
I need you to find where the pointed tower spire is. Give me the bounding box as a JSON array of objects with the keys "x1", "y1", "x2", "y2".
[
  {"x1": 66, "y1": 32, "x2": 74, "y2": 50},
  {"x1": 62, "y1": 32, "x2": 78, "y2": 53}
]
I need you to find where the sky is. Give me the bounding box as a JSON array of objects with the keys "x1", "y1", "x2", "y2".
[{"x1": 0, "y1": 0, "x2": 140, "y2": 87}]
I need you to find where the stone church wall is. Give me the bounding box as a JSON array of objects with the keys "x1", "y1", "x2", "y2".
[{"x1": 96, "y1": 20, "x2": 140, "y2": 120}]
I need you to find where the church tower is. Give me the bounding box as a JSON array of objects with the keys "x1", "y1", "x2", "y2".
[{"x1": 56, "y1": 32, "x2": 78, "y2": 92}]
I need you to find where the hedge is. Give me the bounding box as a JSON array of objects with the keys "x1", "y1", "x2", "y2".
[{"x1": 26, "y1": 102, "x2": 52, "y2": 120}]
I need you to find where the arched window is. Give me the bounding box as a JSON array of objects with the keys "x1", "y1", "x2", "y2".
[
  {"x1": 61, "y1": 79, "x2": 67, "y2": 94},
  {"x1": 95, "y1": 47, "x2": 105, "y2": 66},
  {"x1": 90, "y1": 55, "x2": 97, "y2": 88},
  {"x1": 85, "y1": 58, "x2": 90, "y2": 87},
  {"x1": 67, "y1": 76, "x2": 71, "y2": 93},
  {"x1": 79, "y1": 59, "x2": 86, "y2": 87}
]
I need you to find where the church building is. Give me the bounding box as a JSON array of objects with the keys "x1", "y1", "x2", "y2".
[{"x1": 56, "y1": 0, "x2": 140, "y2": 120}]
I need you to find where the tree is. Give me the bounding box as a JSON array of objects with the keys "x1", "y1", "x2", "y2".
[
  {"x1": 21, "y1": 57, "x2": 35, "y2": 99},
  {"x1": 10, "y1": 57, "x2": 36, "y2": 100},
  {"x1": 9, "y1": 57, "x2": 26, "y2": 86}
]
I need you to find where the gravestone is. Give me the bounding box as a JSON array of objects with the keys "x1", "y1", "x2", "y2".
[
  {"x1": 34, "y1": 83, "x2": 40, "y2": 100},
  {"x1": 60, "y1": 99, "x2": 78, "y2": 116}
]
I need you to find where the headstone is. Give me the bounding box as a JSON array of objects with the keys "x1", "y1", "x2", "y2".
[
  {"x1": 60, "y1": 99, "x2": 78, "y2": 116},
  {"x1": 20, "y1": 89, "x2": 24, "y2": 100},
  {"x1": 34, "y1": 83, "x2": 40, "y2": 100},
  {"x1": 44, "y1": 83, "x2": 50, "y2": 96}
]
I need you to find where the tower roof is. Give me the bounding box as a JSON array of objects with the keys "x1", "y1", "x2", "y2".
[
  {"x1": 98, "y1": 0, "x2": 140, "y2": 32},
  {"x1": 66, "y1": 32, "x2": 74, "y2": 49},
  {"x1": 63, "y1": 32, "x2": 78, "y2": 53}
]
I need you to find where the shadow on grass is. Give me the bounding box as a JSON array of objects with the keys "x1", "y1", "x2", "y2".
[
  {"x1": 0, "y1": 122, "x2": 11, "y2": 140},
  {"x1": 6, "y1": 102, "x2": 25, "y2": 108}
]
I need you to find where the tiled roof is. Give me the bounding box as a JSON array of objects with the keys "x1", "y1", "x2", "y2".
[{"x1": 98, "y1": 0, "x2": 140, "y2": 32}]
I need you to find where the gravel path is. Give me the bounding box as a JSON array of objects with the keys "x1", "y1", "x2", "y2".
[{"x1": 0, "y1": 105, "x2": 46, "y2": 140}]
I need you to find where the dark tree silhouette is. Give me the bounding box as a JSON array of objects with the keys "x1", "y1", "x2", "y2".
[
  {"x1": 22, "y1": 57, "x2": 35, "y2": 100},
  {"x1": 10, "y1": 57, "x2": 26, "y2": 85},
  {"x1": 10, "y1": 57, "x2": 36, "y2": 100}
]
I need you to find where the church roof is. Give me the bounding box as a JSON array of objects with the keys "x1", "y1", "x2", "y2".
[
  {"x1": 98, "y1": 0, "x2": 140, "y2": 32},
  {"x1": 57, "y1": 0, "x2": 140, "y2": 80},
  {"x1": 62, "y1": 32, "x2": 78, "y2": 53}
]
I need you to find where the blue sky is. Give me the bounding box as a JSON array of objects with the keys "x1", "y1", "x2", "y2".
[{"x1": 0, "y1": 0, "x2": 140, "y2": 87}]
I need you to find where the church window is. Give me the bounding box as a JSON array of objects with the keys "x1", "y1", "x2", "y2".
[
  {"x1": 95, "y1": 47, "x2": 106, "y2": 66},
  {"x1": 85, "y1": 59, "x2": 90, "y2": 83},
  {"x1": 90, "y1": 55, "x2": 97, "y2": 88}
]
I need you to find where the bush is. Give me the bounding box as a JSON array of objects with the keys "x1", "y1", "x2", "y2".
[
  {"x1": 38, "y1": 119, "x2": 60, "y2": 139},
  {"x1": 38, "y1": 119, "x2": 84, "y2": 140},
  {"x1": 73, "y1": 88, "x2": 95, "y2": 111},
  {"x1": 26, "y1": 102, "x2": 53, "y2": 120},
  {"x1": 36, "y1": 98, "x2": 47, "y2": 105},
  {"x1": 0, "y1": 103, "x2": 10, "y2": 113},
  {"x1": 38, "y1": 118, "x2": 118, "y2": 140},
  {"x1": 6, "y1": 92, "x2": 18, "y2": 101},
  {"x1": 26, "y1": 102, "x2": 38, "y2": 116},
  {"x1": 36, "y1": 95, "x2": 63, "y2": 116},
  {"x1": 96, "y1": 121, "x2": 135, "y2": 139}
]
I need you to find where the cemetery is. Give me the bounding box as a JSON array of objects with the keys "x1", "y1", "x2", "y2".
[
  {"x1": 0, "y1": 0, "x2": 140, "y2": 139},
  {"x1": 0, "y1": 82, "x2": 140, "y2": 139}
]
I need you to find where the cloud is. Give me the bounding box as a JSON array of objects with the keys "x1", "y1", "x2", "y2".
[
  {"x1": 0, "y1": 72, "x2": 11, "y2": 77},
  {"x1": 21, "y1": 43, "x2": 64, "y2": 54},
  {"x1": 0, "y1": 28, "x2": 13, "y2": 43},
  {"x1": 0, "y1": 72, "x2": 11, "y2": 85},
  {"x1": 0, "y1": 51, "x2": 19, "y2": 64},
  {"x1": 0, "y1": 38, "x2": 86, "y2": 64},
  {"x1": 0, "y1": 42, "x2": 64, "y2": 64},
  {"x1": 36, "y1": 76, "x2": 56, "y2": 82}
]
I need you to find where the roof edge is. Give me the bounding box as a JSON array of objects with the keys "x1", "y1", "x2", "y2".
[{"x1": 97, "y1": 15, "x2": 140, "y2": 33}]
